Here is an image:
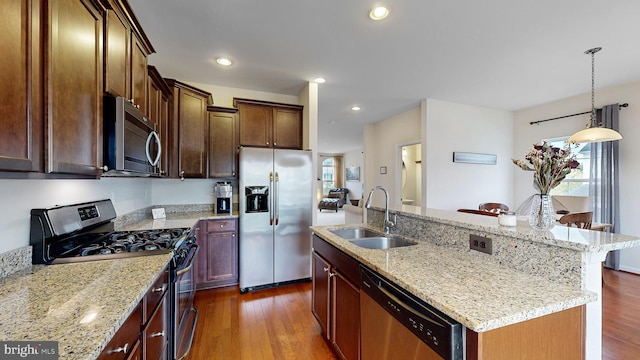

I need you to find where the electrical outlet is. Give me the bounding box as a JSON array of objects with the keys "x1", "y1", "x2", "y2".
[{"x1": 469, "y1": 234, "x2": 492, "y2": 255}]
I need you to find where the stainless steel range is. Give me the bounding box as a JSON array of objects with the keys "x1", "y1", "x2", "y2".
[{"x1": 29, "y1": 199, "x2": 198, "y2": 360}]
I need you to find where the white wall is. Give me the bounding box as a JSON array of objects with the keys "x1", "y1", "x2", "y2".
[
  {"x1": 513, "y1": 80, "x2": 640, "y2": 273},
  {"x1": 0, "y1": 178, "x2": 153, "y2": 254},
  {"x1": 343, "y1": 149, "x2": 364, "y2": 200},
  {"x1": 425, "y1": 99, "x2": 514, "y2": 211},
  {"x1": 186, "y1": 82, "x2": 300, "y2": 107}
]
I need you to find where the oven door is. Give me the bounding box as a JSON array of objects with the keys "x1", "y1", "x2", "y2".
[{"x1": 173, "y1": 243, "x2": 199, "y2": 360}]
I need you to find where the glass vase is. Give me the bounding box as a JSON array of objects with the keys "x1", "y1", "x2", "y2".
[{"x1": 529, "y1": 194, "x2": 555, "y2": 230}]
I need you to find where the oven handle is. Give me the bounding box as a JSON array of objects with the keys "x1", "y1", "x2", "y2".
[
  {"x1": 177, "y1": 307, "x2": 199, "y2": 360},
  {"x1": 176, "y1": 244, "x2": 199, "y2": 277}
]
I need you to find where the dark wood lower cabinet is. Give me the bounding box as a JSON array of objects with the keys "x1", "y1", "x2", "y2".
[
  {"x1": 98, "y1": 265, "x2": 169, "y2": 360},
  {"x1": 195, "y1": 219, "x2": 239, "y2": 290},
  {"x1": 312, "y1": 235, "x2": 360, "y2": 360}
]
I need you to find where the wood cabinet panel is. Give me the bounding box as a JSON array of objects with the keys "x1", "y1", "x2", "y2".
[
  {"x1": 237, "y1": 102, "x2": 271, "y2": 148},
  {"x1": 312, "y1": 252, "x2": 330, "y2": 339},
  {"x1": 208, "y1": 107, "x2": 238, "y2": 178},
  {"x1": 46, "y1": 0, "x2": 103, "y2": 176},
  {"x1": 130, "y1": 33, "x2": 148, "y2": 114},
  {"x1": 195, "y1": 219, "x2": 239, "y2": 290},
  {"x1": 273, "y1": 107, "x2": 302, "y2": 149},
  {"x1": 167, "y1": 79, "x2": 210, "y2": 179},
  {"x1": 98, "y1": 304, "x2": 142, "y2": 360},
  {"x1": 466, "y1": 305, "x2": 584, "y2": 360},
  {"x1": 235, "y1": 98, "x2": 303, "y2": 149},
  {"x1": 0, "y1": 0, "x2": 42, "y2": 172},
  {"x1": 103, "y1": 7, "x2": 129, "y2": 98},
  {"x1": 143, "y1": 295, "x2": 168, "y2": 360},
  {"x1": 332, "y1": 271, "x2": 360, "y2": 360}
]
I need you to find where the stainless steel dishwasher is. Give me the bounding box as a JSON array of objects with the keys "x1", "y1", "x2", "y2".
[{"x1": 360, "y1": 266, "x2": 463, "y2": 360}]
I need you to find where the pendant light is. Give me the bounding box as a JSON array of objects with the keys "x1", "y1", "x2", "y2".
[{"x1": 567, "y1": 47, "x2": 623, "y2": 144}]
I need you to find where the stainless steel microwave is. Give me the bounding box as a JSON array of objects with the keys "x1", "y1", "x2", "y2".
[{"x1": 103, "y1": 96, "x2": 161, "y2": 177}]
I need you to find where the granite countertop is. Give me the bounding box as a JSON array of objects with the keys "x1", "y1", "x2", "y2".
[
  {"x1": 387, "y1": 205, "x2": 640, "y2": 253},
  {"x1": 116, "y1": 211, "x2": 238, "y2": 231},
  {"x1": 0, "y1": 254, "x2": 172, "y2": 360},
  {"x1": 311, "y1": 224, "x2": 597, "y2": 332}
]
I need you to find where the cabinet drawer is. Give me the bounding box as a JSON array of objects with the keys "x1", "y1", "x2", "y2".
[
  {"x1": 206, "y1": 219, "x2": 237, "y2": 232},
  {"x1": 144, "y1": 268, "x2": 168, "y2": 323},
  {"x1": 98, "y1": 304, "x2": 142, "y2": 360},
  {"x1": 312, "y1": 235, "x2": 360, "y2": 286},
  {"x1": 144, "y1": 295, "x2": 168, "y2": 360}
]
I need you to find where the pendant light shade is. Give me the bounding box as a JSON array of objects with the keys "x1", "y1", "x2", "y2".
[
  {"x1": 567, "y1": 126, "x2": 622, "y2": 144},
  {"x1": 568, "y1": 47, "x2": 623, "y2": 144}
]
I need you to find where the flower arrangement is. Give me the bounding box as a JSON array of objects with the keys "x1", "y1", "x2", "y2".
[{"x1": 512, "y1": 142, "x2": 580, "y2": 195}]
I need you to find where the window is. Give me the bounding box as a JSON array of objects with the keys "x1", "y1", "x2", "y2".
[
  {"x1": 321, "y1": 156, "x2": 342, "y2": 195},
  {"x1": 546, "y1": 137, "x2": 591, "y2": 196}
]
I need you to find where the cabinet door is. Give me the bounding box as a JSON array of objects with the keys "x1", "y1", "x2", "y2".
[
  {"x1": 273, "y1": 107, "x2": 302, "y2": 149},
  {"x1": 130, "y1": 34, "x2": 148, "y2": 115},
  {"x1": 332, "y1": 271, "x2": 360, "y2": 360},
  {"x1": 0, "y1": 0, "x2": 42, "y2": 172},
  {"x1": 195, "y1": 219, "x2": 238, "y2": 289},
  {"x1": 46, "y1": 0, "x2": 103, "y2": 176},
  {"x1": 238, "y1": 103, "x2": 272, "y2": 147},
  {"x1": 143, "y1": 295, "x2": 168, "y2": 360},
  {"x1": 103, "y1": 7, "x2": 130, "y2": 98},
  {"x1": 312, "y1": 252, "x2": 331, "y2": 339},
  {"x1": 177, "y1": 89, "x2": 207, "y2": 178},
  {"x1": 208, "y1": 110, "x2": 237, "y2": 178}
]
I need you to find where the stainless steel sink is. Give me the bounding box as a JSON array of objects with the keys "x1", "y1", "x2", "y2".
[
  {"x1": 349, "y1": 237, "x2": 415, "y2": 250},
  {"x1": 329, "y1": 227, "x2": 383, "y2": 239}
]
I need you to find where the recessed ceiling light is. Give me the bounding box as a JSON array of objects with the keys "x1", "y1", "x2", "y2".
[
  {"x1": 216, "y1": 58, "x2": 233, "y2": 66},
  {"x1": 313, "y1": 77, "x2": 326, "y2": 84},
  {"x1": 369, "y1": 6, "x2": 389, "y2": 20},
  {"x1": 329, "y1": 120, "x2": 336, "y2": 124},
  {"x1": 351, "y1": 106, "x2": 361, "y2": 111}
]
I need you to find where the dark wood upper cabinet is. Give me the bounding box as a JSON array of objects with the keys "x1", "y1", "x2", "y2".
[
  {"x1": 166, "y1": 79, "x2": 211, "y2": 179},
  {"x1": 234, "y1": 98, "x2": 303, "y2": 149},
  {"x1": 0, "y1": 0, "x2": 43, "y2": 173},
  {"x1": 207, "y1": 106, "x2": 238, "y2": 179},
  {"x1": 102, "y1": 0, "x2": 154, "y2": 113},
  {"x1": 45, "y1": 0, "x2": 104, "y2": 176},
  {"x1": 103, "y1": 5, "x2": 129, "y2": 98}
]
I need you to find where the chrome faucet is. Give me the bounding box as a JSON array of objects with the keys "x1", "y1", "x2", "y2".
[{"x1": 365, "y1": 186, "x2": 396, "y2": 234}]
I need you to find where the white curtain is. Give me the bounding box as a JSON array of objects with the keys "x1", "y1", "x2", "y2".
[{"x1": 590, "y1": 104, "x2": 621, "y2": 269}]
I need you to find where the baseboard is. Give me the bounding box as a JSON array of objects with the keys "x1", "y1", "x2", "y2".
[{"x1": 618, "y1": 265, "x2": 640, "y2": 275}]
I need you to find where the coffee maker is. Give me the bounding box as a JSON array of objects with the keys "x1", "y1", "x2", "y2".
[{"x1": 214, "y1": 182, "x2": 233, "y2": 214}]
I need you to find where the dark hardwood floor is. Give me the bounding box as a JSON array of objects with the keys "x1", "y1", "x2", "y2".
[
  {"x1": 186, "y1": 269, "x2": 640, "y2": 359},
  {"x1": 186, "y1": 281, "x2": 336, "y2": 360},
  {"x1": 602, "y1": 268, "x2": 640, "y2": 360}
]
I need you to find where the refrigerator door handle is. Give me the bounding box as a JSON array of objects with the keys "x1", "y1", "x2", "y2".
[
  {"x1": 275, "y1": 172, "x2": 280, "y2": 225},
  {"x1": 269, "y1": 172, "x2": 274, "y2": 225}
]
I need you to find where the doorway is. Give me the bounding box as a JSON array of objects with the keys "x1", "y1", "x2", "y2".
[{"x1": 399, "y1": 143, "x2": 421, "y2": 206}]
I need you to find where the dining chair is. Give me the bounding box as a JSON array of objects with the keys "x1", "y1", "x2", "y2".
[
  {"x1": 558, "y1": 211, "x2": 593, "y2": 229},
  {"x1": 478, "y1": 203, "x2": 509, "y2": 214}
]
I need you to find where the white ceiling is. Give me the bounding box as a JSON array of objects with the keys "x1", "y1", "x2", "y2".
[{"x1": 129, "y1": 0, "x2": 640, "y2": 154}]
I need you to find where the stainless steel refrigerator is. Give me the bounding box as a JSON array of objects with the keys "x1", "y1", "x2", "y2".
[{"x1": 239, "y1": 147, "x2": 312, "y2": 292}]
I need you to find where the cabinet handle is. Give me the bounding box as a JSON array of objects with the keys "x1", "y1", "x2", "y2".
[
  {"x1": 323, "y1": 267, "x2": 329, "y2": 272},
  {"x1": 220, "y1": 224, "x2": 224, "y2": 228},
  {"x1": 232, "y1": 234, "x2": 235, "y2": 237},
  {"x1": 266, "y1": 142, "x2": 270, "y2": 145},
  {"x1": 274, "y1": 142, "x2": 277, "y2": 146},
  {"x1": 108, "y1": 343, "x2": 129, "y2": 354},
  {"x1": 329, "y1": 271, "x2": 335, "y2": 278},
  {"x1": 98, "y1": 165, "x2": 108, "y2": 171},
  {"x1": 180, "y1": 170, "x2": 185, "y2": 181},
  {"x1": 152, "y1": 286, "x2": 165, "y2": 293},
  {"x1": 150, "y1": 331, "x2": 165, "y2": 338}
]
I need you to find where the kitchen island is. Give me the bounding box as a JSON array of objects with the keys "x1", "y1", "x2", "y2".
[{"x1": 311, "y1": 205, "x2": 640, "y2": 359}]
